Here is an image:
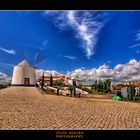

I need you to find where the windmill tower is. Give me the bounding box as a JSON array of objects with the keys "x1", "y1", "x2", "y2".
[{"x1": 11, "y1": 59, "x2": 36, "y2": 86}]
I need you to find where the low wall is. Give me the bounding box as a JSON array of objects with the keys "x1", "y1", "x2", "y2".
[{"x1": 11, "y1": 84, "x2": 35, "y2": 87}]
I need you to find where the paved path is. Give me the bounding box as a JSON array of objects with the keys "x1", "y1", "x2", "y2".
[{"x1": 0, "y1": 87, "x2": 140, "y2": 129}]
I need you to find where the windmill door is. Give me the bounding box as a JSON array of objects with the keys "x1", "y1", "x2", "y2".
[{"x1": 24, "y1": 78, "x2": 30, "y2": 85}]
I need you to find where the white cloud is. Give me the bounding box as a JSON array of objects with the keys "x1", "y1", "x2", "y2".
[
  {"x1": 98, "y1": 64, "x2": 109, "y2": 69},
  {"x1": 129, "y1": 43, "x2": 140, "y2": 48},
  {"x1": 67, "y1": 59, "x2": 140, "y2": 84},
  {"x1": 35, "y1": 59, "x2": 140, "y2": 85},
  {"x1": 43, "y1": 11, "x2": 108, "y2": 59},
  {"x1": 0, "y1": 46, "x2": 16, "y2": 54},
  {"x1": 128, "y1": 59, "x2": 137, "y2": 65},
  {"x1": 135, "y1": 30, "x2": 140, "y2": 41},
  {"x1": 36, "y1": 69, "x2": 63, "y2": 79},
  {"x1": 114, "y1": 64, "x2": 124, "y2": 71},
  {"x1": 129, "y1": 31, "x2": 140, "y2": 53},
  {"x1": 59, "y1": 55, "x2": 76, "y2": 60},
  {"x1": 66, "y1": 11, "x2": 106, "y2": 59},
  {"x1": 0, "y1": 72, "x2": 11, "y2": 85}
]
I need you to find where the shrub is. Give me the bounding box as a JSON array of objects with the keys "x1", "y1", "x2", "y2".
[
  {"x1": 133, "y1": 97, "x2": 140, "y2": 102},
  {"x1": 82, "y1": 87, "x2": 93, "y2": 93},
  {"x1": 0, "y1": 84, "x2": 7, "y2": 90},
  {"x1": 120, "y1": 97, "x2": 140, "y2": 103},
  {"x1": 120, "y1": 97, "x2": 129, "y2": 101}
]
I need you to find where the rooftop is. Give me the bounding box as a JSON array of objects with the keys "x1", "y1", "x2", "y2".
[{"x1": 16, "y1": 59, "x2": 31, "y2": 67}]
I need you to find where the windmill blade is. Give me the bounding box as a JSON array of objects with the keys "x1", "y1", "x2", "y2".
[
  {"x1": 33, "y1": 51, "x2": 39, "y2": 65},
  {"x1": 24, "y1": 51, "x2": 28, "y2": 61}
]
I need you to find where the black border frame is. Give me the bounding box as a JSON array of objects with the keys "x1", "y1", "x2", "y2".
[
  {"x1": 0, "y1": 0, "x2": 140, "y2": 139},
  {"x1": 0, "y1": 0, "x2": 140, "y2": 10}
]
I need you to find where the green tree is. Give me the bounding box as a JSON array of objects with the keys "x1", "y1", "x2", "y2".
[
  {"x1": 95, "y1": 80, "x2": 97, "y2": 91},
  {"x1": 41, "y1": 72, "x2": 45, "y2": 89},
  {"x1": 73, "y1": 79, "x2": 77, "y2": 97},
  {"x1": 128, "y1": 82, "x2": 135, "y2": 100},
  {"x1": 106, "y1": 79, "x2": 111, "y2": 93},
  {"x1": 54, "y1": 80, "x2": 63, "y2": 95},
  {"x1": 68, "y1": 85, "x2": 74, "y2": 96},
  {"x1": 100, "y1": 80, "x2": 103, "y2": 92},
  {"x1": 50, "y1": 74, "x2": 53, "y2": 87},
  {"x1": 103, "y1": 81, "x2": 107, "y2": 93},
  {"x1": 91, "y1": 84, "x2": 95, "y2": 90},
  {"x1": 98, "y1": 79, "x2": 101, "y2": 92}
]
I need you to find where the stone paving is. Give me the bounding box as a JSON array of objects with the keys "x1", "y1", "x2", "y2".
[{"x1": 0, "y1": 87, "x2": 140, "y2": 129}]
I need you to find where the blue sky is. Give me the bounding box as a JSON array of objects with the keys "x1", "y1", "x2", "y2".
[{"x1": 0, "y1": 11, "x2": 140, "y2": 83}]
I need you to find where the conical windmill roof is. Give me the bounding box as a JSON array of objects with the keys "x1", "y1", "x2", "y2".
[{"x1": 16, "y1": 59, "x2": 31, "y2": 67}]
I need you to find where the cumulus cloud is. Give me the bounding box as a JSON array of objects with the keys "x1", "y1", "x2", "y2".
[
  {"x1": 43, "y1": 11, "x2": 108, "y2": 59},
  {"x1": 0, "y1": 72, "x2": 11, "y2": 85},
  {"x1": 0, "y1": 46, "x2": 16, "y2": 54},
  {"x1": 36, "y1": 59, "x2": 140, "y2": 85},
  {"x1": 67, "y1": 59, "x2": 140, "y2": 84},
  {"x1": 36, "y1": 69, "x2": 63, "y2": 79},
  {"x1": 114, "y1": 64, "x2": 124, "y2": 71}
]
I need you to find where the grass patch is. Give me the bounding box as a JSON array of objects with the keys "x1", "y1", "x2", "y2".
[
  {"x1": 120, "y1": 97, "x2": 140, "y2": 103},
  {"x1": 82, "y1": 87, "x2": 106, "y2": 95}
]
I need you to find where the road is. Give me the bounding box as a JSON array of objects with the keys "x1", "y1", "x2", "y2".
[{"x1": 0, "y1": 87, "x2": 140, "y2": 129}]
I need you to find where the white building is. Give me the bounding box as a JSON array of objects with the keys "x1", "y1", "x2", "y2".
[{"x1": 11, "y1": 59, "x2": 36, "y2": 86}]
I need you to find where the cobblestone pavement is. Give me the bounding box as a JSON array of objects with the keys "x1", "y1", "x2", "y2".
[{"x1": 0, "y1": 87, "x2": 140, "y2": 129}]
